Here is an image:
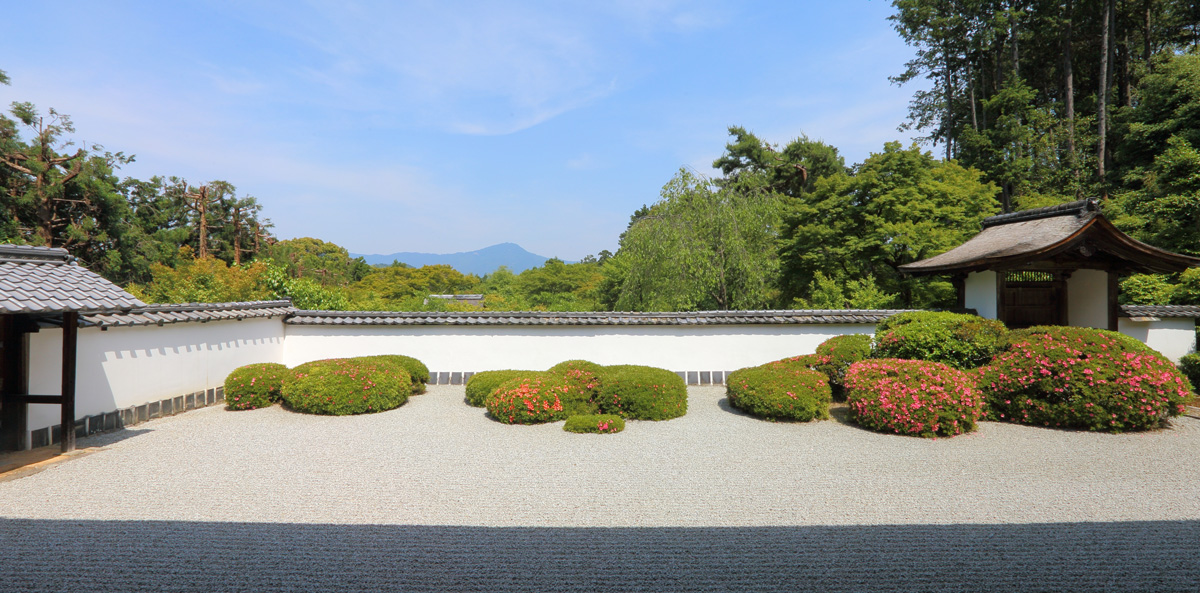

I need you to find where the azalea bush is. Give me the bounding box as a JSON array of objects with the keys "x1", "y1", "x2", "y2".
[
  {"x1": 597, "y1": 365, "x2": 688, "y2": 421},
  {"x1": 563, "y1": 414, "x2": 625, "y2": 434},
  {"x1": 726, "y1": 364, "x2": 831, "y2": 421},
  {"x1": 224, "y1": 362, "x2": 289, "y2": 410},
  {"x1": 353, "y1": 354, "x2": 430, "y2": 394},
  {"x1": 979, "y1": 326, "x2": 1190, "y2": 432},
  {"x1": 549, "y1": 360, "x2": 604, "y2": 414},
  {"x1": 282, "y1": 358, "x2": 411, "y2": 415},
  {"x1": 813, "y1": 334, "x2": 872, "y2": 399},
  {"x1": 769, "y1": 354, "x2": 820, "y2": 371},
  {"x1": 485, "y1": 373, "x2": 571, "y2": 424},
  {"x1": 465, "y1": 370, "x2": 533, "y2": 407},
  {"x1": 873, "y1": 311, "x2": 1007, "y2": 369},
  {"x1": 845, "y1": 358, "x2": 984, "y2": 438}
]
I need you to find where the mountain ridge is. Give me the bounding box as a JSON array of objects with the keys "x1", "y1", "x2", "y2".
[{"x1": 350, "y1": 243, "x2": 567, "y2": 276}]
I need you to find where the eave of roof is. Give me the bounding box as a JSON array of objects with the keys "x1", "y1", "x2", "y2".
[
  {"x1": 284, "y1": 309, "x2": 915, "y2": 326},
  {"x1": 0, "y1": 245, "x2": 146, "y2": 315},
  {"x1": 1120, "y1": 305, "x2": 1200, "y2": 319},
  {"x1": 900, "y1": 200, "x2": 1200, "y2": 276},
  {"x1": 80, "y1": 300, "x2": 295, "y2": 328}
]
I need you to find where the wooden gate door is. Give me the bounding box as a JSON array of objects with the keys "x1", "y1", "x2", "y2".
[
  {"x1": 1000, "y1": 271, "x2": 1067, "y2": 329},
  {"x1": 0, "y1": 315, "x2": 30, "y2": 451}
]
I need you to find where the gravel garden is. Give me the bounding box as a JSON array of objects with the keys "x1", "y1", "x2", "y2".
[{"x1": 224, "y1": 311, "x2": 1198, "y2": 439}]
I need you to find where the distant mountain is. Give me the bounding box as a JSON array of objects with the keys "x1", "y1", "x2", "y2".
[{"x1": 351, "y1": 243, "x2": 565, "y2": 276}]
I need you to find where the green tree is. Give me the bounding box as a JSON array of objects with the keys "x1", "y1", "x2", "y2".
[
  {"x1": 615, "y1": 168, "x2": 784, "y2": 311},
  {"x1": 712, "y1": 126, "x2": 847, "y2": 197},
  {"x1": 347, "y1": 264, "x2": 480, "y2": 310},
  {"x1": 779, "y1": 142, "x2": 999, "y2": 308},
  {"x1": 126, "y1": 249, "x2": 271, "y2": 304},
  {"x1": 265, "y1": 237, "x2": 371, "y2": 287}
]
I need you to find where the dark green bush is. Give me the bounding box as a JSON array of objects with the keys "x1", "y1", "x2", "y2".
[
  {"x1": 766, "y1": 354, "x2": 820, "y2": 371},
  {"x1": 1180, "y1": 353, "x2": 1200, "y2": 405},
  {"x1": 845, "y1": 358, "x2": 984, "y2": 438},
  {"x1": 224, "y1": 362, "x2": 289, "y2": 410},
  {"x1": 873, "y1": 311, "x2": 1007, "y2": 369},
  {"x1": 282, "y1": 358, "x2": 410, "y2": 415},
  {"x1": 725, "y1": 364, "x2": 831, "y2": 421},
  {"x1": 563, "y1": 414, "x2": 625, "y2": 434},
  {"x1": 465, "y1": 370, "x2": 533, "y2": 407},
  {"x1": 813, "y1": 334, "x2": 872, "y2": 399},
  {"x1": 549, "y1": 360, "x2": 604, "y2": 414},
  {"x1": 353, "y1": 355, "x2": 429, "y2": 394},
  {"x1": 597, "y1": 365, "x2": 687, "y2": 421},
  {"x1": 979, "y1": 326, "x2": 1190, "y2": 432},
  {"x1": 485, "y1": 373, "x2": 571, "y2": 424}
]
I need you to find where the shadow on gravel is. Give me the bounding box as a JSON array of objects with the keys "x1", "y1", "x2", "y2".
[{"x1": 1, "y1": 519, "x2": 1197, "y2": 592}]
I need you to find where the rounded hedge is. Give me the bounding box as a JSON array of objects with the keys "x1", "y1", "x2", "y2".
[
  {"x1": 725, "y1": 364, "x2": 831, "y2": 422},
  {"x1": 485, "y1": 373, "x2": 571, "y2": 424},
  {"x1": 224, "y1": 362, "x2": 289, "y2": 410},
  {"x1": 597, "y1": 365, "x2": 687, "y2": 421},
  {"x1": 845, "y1": 358, "x2": 984, "y2": 438},
  {"x1": 873, "y1": 311, "x2": 1007, "y2": 369},
  {"x1": 549, "y1": 360, "x2": 604, "y2": 414},
  {"x1": 563, "y1": 414, "x2": 625, "y2": 434},
  {"x1": 281, "y1": 358, "x2": 411, "y2": 415},
  {"x1": 979, "y1": 326, "x2": 1190, "y2": 432},
  {"x1": 813, "y1": 334, "x2": 872, "y2": 399},
  {"x1": 353, "y1": 354, "x2": 429, "y2": 394},
  {"x1": 1180, "y1": 353, "x2": 1200, "y2": 405},
  {"x1": 767, "y1": 354, "x2": 820, "y2": 371},
  {"x1": 465, "y1": 370, "x2": 533, "y2": 407}
]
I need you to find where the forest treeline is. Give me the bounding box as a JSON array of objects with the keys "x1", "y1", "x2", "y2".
[{"x1": 2, "y1": 1, "x2": 1199, "y2": 311}]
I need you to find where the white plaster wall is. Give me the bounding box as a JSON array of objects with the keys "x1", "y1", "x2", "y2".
[
  {"x1": 1067, "y1": 269, "x2": 1109, "y2": 329},
  {"x1": 1119, "y1": 317, "x2": 1197, "y2": 363},
  {"x1": 282, "y1": 324, "x2": 878, "y2": 373},
  {"x1": 965, "y1": 271, "x2": 998, "y2": 319},
  {"x1": 25, "y1": 317, "x2": 285, "y2": 435}
]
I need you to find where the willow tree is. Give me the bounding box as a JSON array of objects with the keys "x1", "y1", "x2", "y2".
[{"x1": 614, "y1": 168, "x2": 783, "y2": 311}]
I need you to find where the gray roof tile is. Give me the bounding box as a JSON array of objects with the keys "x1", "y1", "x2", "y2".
[
  {"x1": 284, "y1": 309, "x2": 916, "y2": 326},
  {"x1": 1121, "y1": 305, "x2": 1200, "y2": 319},
  {"x1": 80, "y1": 300, "x2": 294, "y2": 328},
  {"x1": 0, "y1": 245, "x2": 145, "y2": 314}
]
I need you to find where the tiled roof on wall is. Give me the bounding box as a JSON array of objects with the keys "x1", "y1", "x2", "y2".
[
  {"x1": 0, "y1": 245, "x2": 146, "y2": 314},
  {"x1": 1121, "y1": 305, "x2": 1200, "y2": 319},
  {"x1": 284, "y1": 309, "x2": 915, "y2": 326},
  {"x1": 81, "y1": 301, "x2": 295, "y2": 328}
]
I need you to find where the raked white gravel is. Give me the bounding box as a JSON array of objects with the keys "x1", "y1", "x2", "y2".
[{"x1": 3, "y1": 385, "x2": 1198, "y2": 528}]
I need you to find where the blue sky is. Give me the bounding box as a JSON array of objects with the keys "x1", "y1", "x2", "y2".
[{"x1": 1, "y1": 1, "x2": 924, "y2": 260}]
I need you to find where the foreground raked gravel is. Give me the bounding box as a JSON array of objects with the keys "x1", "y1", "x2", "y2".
[{"x1": 3, "y1": 385, "x2": 1198, "y2": 527}]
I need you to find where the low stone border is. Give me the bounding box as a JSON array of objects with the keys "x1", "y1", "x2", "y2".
[
  {"x1": 29, "y1": 387, "x2": 225, "y2": 449},
  {"x1": 426, "y1": 371, "x2": 731, "y2": 386}
]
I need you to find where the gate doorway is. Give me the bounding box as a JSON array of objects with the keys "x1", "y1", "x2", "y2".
[
  {"x1": 0, "y1": 315, "x2": 31, "y2": 451},
  {"x1": 999, "y1": 270, "x2": 1067, "y2": 329}
]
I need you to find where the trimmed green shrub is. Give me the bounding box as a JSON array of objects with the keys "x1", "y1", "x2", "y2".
[
  {"x1": 353, "y1": 355, "x2": 430, "y2": 394},
  {"x1": 1180, "y1": 353, "x2": 1200, "y2": 405},
  {"x1": 845, "y1": 358, "x2": 984, "y2": 438},
  {"x1": 813, "y1": 334, "x2": 872, "y2": 399},
  {"x1": 485, "y1": 373, "x2": 571, "y2": 424},
  {"x1": 282, "y1": 358, "x2": 411, "y2": 415},
  {"x1": 597, "y1": 365, "x2": 687, "y2": 421},
  {"x1": 563, "y1": 414, "x2": 625, "y2": 434},
  {"x1": 224, "y1": 362, "x2": 289, "y2": 410},
  {"x1": 465, "y1": 370, "x2": 532, "y2": 407},
  {"x1": 979, "y1": 326, "x2": 1190, "y2": 432},
  {"x1": 873, "y1": 311, "x2": 1008, "y2": 369},
  {"x1": 766, "y1": 354, "x2": 820, "y2": 371},
  {"x1": 726, "y1": 364, "x2": 831, "y2": 421},
  {"x1": 549, "y1": 360, "x2": 604, "y2": 414}
]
